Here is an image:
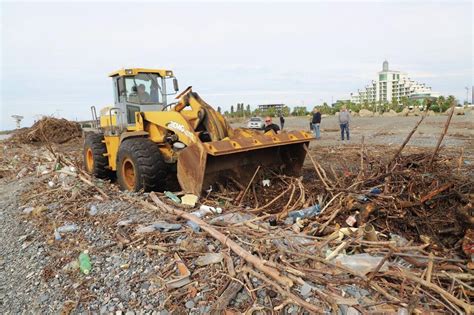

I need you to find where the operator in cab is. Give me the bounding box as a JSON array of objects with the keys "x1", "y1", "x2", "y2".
[
  {"x1": 129, "y1": 84, "x2": 151, "y2": 103},
  {"x1": 263, "y1": 116, "x2": 280, "y2": 134}
]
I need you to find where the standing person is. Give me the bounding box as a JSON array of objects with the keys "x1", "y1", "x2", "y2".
[
  {"x1": 338, "y1": 107, "x2": 351, "y2": 141},
  {"x1": 311, "y1": 108, "x2": 321, "y2": 139},
  {"x1": 279, "y1": 114, "x2": 285, "y2": 130},
  {"x1": 263, "y1": 116, "x2": 280, "y2": 134}
]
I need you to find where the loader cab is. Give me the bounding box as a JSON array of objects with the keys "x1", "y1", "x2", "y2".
[{"x1": 109, "y1": 68, "x2": 179, "y2": 129}]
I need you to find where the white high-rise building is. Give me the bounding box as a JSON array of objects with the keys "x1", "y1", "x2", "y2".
[{"x1": 350, "y1": 61, "x2": 439, "y2": 104}]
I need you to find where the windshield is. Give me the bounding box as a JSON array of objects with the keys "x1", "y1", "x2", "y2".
[
  {"x1": 250, "y1": 117, "x2": 262, "y2": 122},
  {"x1": 125, "y1": 73, "x2": 162, "y2": 105}
]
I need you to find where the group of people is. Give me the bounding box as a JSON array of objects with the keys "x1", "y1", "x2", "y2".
[
  {"x1": 130, "y1": 87, "x2": 352, "y2": 141},
  {"x1": 310, "y1": 107, "x2": 351, "y2": 141},
  {"x1": 262, "y1": 108, "x2": 351, "y2": 142}
]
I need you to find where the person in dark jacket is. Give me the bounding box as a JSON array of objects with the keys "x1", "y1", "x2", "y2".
[
  {"x1": 311, "y1": 108, "x2": 321, "y2": 139},
  {"x1": 279, "y1": 114, "x2": 285, "y2": 130},
  {"x1": 263, "y1": 116, "x2": 280, "y2": 134}
]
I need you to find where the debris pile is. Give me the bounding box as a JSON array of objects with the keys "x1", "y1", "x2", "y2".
[
  {"x1": 446, "y1": 107, "x2": 466, "y2": 116},
  {"x1": 358, "y1": 109, "x2": 374, "y2": 117},
  {"x1": 11, "y1": 117, "x2": 82, "y2": 144},
  {"x1": 1, "y1": 128, "x2": 473, "y2": 313}
]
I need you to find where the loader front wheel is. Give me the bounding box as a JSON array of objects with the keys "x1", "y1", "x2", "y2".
[
  {"x1": 117, "y1": 138, "x2": 168, "y2": 192},
  {"x1": 83, "y1": 133, "x2": 112, "y2": 179}
]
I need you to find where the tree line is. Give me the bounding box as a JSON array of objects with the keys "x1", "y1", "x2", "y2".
[
  {"x1": 221, "y1": 96, "x2": 460, "y2": 118},
  {"x1": 329, "y1": 95, "x2": 457, "y2": 115}
]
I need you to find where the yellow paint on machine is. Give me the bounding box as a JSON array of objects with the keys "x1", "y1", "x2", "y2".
[
  {"x1": 109, "y1": 68, "x2": 173, "y2": 77},
  {"x1": 88, "y1": 68, "x2": 315, "y2": 195},
  {"x1": 103, "y1": 135, "x2": 120, "y2": 170}
]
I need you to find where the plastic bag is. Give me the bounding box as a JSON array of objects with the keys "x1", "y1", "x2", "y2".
[{"x1": 334, "y1": 253, "x2": 388, "y2": 275}]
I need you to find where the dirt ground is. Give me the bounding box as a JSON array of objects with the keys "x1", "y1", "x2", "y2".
[
  {"x1": 232, "y1": 111, "x2": 474, "y2": 153},
  {"x1": 0, "y1": 113, "x2": 472, "y2": 314}
]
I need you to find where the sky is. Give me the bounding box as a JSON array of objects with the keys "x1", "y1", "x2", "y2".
[{"x1": 1, "y1": 1, "x2": 472, "y2": 130}]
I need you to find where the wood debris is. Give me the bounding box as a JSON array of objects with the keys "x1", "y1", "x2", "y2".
[{"x1": 1, "y1": 116, "x2": 473, "y2": 313}]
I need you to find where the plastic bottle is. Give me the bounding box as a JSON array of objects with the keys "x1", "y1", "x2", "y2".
[
  {"x1": 136, "y1": 222, "x2": 182, "y2": 233},
  {"x1": 164, "y1": 191, "x2": 181, "y2": 204},
  {"x1": 186, "y1": 205, "x2": 222, "y2": 232},
  {"x1": 288, "y1": 204, "x2": 321, "y2": 221},
  {"x1": 79, "y1": 251, "x2": 92, "y2": 275},
  {"x1": 199, "y1": 205, "x2": 222, "y2": 214},
  {"x1": 187, "y1": 221, "x2": 201, "y2": 232},
  {"x1": 57, "y1": 224, "x2": 79, "y2": 233},
  {"x1": 186, "y1": 209, "x2": 208, "y2": 232},
  {"x1": 54, "y1": 229, "x2": 61, "y2": 241},
  {"x1": 22, "y1": 207, "x2": 34, "y2": 214},
  {"x1": 186, "y1": 208, "x2": 210, "y2": 232}
]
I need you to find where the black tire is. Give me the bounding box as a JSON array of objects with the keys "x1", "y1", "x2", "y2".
[
  {"x1": 83, "y1": 133, "x2": 112, "y2": 179},
  {"x1": 116, "y1": 138, "x2": 168, "y2": 192},
  {"x1": 165, "y1": 163, "x2": 181, "y2": 192}
]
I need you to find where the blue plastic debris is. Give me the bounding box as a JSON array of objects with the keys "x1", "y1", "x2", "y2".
[
  {"x1": 288, "y1": 204, "x2": 321, "y2": 223},
  {"x1": 370, "y1": 187, "x2": 382, "y2": 194}
]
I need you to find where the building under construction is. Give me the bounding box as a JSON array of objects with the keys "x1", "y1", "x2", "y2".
[{"x1": 257, "y1": 103, "x2": 285, "y2": 111}]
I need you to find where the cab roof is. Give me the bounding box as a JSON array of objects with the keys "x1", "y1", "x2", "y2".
[{"x1": 109, "y1": 68, "x2": 173, "y2": 77}]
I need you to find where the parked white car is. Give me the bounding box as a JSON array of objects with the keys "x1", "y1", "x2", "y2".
[{"x1": 246, "y1": 117, "x2": 265, "y2": 130}]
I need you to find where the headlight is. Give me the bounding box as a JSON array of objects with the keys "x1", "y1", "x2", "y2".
[
  {"x1": 173, "y1": 142, "x2": 186, "y2": 150},
  {"x1": 166, "y1": 71, "x2": 173, "y2": 76}
]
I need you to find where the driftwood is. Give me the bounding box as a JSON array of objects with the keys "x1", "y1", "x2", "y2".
[
  {"x1": 429, "y1": 100, "x2": 456, "y2": 167},
  {"x1": 242, "y1": 266, "x2": 324, "y2": 313},
  {"x1": 149, "y1": 192, "x2": 294, "y2": 288},
  {"x1": 304, "y1": 145, "x2": 333, "y2": 192},
  {"x1": 392, "y1": 270, "x2": 473, "y2": 314},
  {"x1": 237, "y1": 165, "x2": 261, "y2": 206},
  {"x1": 388, "y1": 109, "x2": 428, "y2": 166},
  {"x1": 212, "y1": 278, "x2": 244, "y2": 311},
  {"x1": 5, "y1": 119, "x2": 472, "y2": 313}
]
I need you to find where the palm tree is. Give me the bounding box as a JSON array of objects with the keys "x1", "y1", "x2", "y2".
[
  {"x1": 437, "y1": 96, "x2": 445, "y2": 113},
  {"x1": 446, "y1": 95, "x2": 456, "y2": 111}
]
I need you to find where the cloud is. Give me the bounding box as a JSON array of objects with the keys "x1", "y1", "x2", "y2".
[
  {"x1": 408, "y1": 70, "x2": 473, "y2": 79},
  {"x1": 1, "y1": 1, "x2": 472, "y2": 130},
  {"x1": 202, "y1": 90, "x2": 315, "y2": 97}
]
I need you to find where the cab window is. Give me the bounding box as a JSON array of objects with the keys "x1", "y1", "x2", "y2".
[
  {"x1": 117, "y1": 77, "x2": 126, "y2": 102},
  {"x1": 125, "y1": 73, "x2": 162, "y2": 104}
]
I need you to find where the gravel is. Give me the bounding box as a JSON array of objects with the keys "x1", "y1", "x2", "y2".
[
  {"x1": 185, "y1": 300, "x2": 195, "y2": 309},
  {"x1": 0, "y1": 176, "x2": 53, "y2": 314},
  {"x1": 0, "y1": 172, "x2": 176, "y2": 313}
]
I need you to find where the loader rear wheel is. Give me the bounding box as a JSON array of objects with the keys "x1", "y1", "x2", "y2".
[
  {"x1": 83, "y1": 133, "x2": 112, "y2": 179},
  {"x1": 116, "y1": 138, "x2": 168, "y2": 192}
]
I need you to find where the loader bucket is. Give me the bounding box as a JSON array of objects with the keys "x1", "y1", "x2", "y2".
[{"x1": 177, "y1": 130, "x2": 314, "y2": 195}]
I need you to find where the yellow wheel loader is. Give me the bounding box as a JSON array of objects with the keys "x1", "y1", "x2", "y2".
[{"x1": 84, "y1": 68, "x2": 314, "y2": 195}]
